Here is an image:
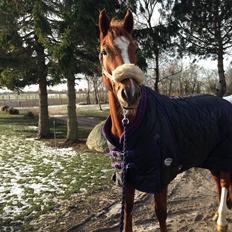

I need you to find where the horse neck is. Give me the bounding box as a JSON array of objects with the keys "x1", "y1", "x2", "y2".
[
  {"x1": 108, "y1": 91, "x2": 137, "y2": 139},
  {"x1": 108, "y1": 91, "x2": 123, "y2": 138}
]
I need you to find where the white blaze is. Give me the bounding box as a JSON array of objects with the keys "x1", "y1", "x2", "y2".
[{"x1": 114, "y1": 36, "x2": 131, "y2": 64}]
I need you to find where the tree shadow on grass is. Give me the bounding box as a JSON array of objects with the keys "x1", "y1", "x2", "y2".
[
  {"x1": 0, "y1": 112, "x2": 99, "y2": 142},
  {"x1": 0, "y1": 114, "x2": 37, "y2": 126}
]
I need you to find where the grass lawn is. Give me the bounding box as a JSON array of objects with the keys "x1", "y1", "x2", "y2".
[
  {"x1": 0, "y1": 111, "x2": 112, "y2": 231},
  {"x1": 19, "y1": 104, "x2": 109, "y2": 140}
]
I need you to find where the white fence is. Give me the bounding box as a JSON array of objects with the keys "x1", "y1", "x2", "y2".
[{"x1": 0, "y1": 91, "x2": 108, "y2": 108}]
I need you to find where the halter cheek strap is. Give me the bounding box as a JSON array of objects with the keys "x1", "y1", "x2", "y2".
[
  {"x1": 99, "y1": 51, "x2": 145, "y2": 85},
  {"x1": 99, "y1": 52, "x2": 116, "y2": 83},
  {"x1": 102, "y1": 68, "x2": 116, "y2": 82}
]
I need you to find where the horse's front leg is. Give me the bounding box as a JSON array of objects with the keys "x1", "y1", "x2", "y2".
[
  {"x1": 154, "y1": 187, "x2": 168, "y2": 232},
  {"x1": 123, "y1": 185, "x2": 135, "y2": 232}
]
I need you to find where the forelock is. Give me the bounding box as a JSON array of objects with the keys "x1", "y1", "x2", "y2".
[
  {"x1": 100, "y1": 18, "x2": 135, "y2": 54},
  {"x1": 109, "y1": 19, "x2": 129, "y2": 39}
]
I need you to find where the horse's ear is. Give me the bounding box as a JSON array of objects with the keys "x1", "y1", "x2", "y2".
[
  {"x1": 123, "y1": 9, "x2": 133, "y2": 34},
  {"x1": 99, "y1": 10, "x2": 110, "y2": 39}
]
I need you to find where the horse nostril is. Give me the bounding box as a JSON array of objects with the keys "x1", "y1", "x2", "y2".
[{"x1": 121, "y1": 86, "x2": 140, "y2": 106}]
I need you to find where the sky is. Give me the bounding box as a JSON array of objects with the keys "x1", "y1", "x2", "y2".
[
  {"x1": 23, "y1": 79, "x2": 88, "y2": 93},
  {"x1": 1, "y1": 5, "x2": 232, "y2": 93}
]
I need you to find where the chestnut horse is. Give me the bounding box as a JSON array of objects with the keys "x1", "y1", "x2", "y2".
[{"x1": 98, "y1": 10, "x2": 232, "y2": 232}]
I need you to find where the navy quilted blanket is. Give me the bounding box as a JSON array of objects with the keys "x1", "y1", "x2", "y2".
[{"x1": 103, "y1": 86, "x2": 232, "y2": 194}]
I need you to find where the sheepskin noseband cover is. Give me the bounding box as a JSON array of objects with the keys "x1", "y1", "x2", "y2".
[{"x1": 112, "y1": 64, "x2": 145, "y2": 85}]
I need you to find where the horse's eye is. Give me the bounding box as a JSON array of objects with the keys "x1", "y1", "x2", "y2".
[{"x1": 101, "y1": 49, "x2": 107, "y2": 56}]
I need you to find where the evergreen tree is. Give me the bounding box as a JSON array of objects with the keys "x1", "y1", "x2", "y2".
[
  {"x1": 133, "y1": 0, "x2": 177, "y2": 92},
  {"x1": 0, "y1": 0, "x2": 35, "y2": 90},
  {"x1": 38, "y1": 0, "x2": 121, "y2": 143},
  {"x1": 0, "y1": 0, "x2": 55, "y2": 138}
]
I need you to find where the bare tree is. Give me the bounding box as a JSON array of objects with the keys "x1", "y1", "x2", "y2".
[
  {"x1": 85, "y1": 74, "x2": 103, "y2": 111},
  {"x1": 134, "y1": 0, "x2": 162, "y2": 91},
  {"x1": 85, "y1": 75, "x2": 91, "y2": 104},
  {"x1": 171, "y1": 0, "x2": 232, "y2": 97},
  {"x1": 134, "y1": 0, "x2": 178, "y2": 92}
]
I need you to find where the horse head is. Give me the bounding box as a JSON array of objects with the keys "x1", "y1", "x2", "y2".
[{"x1": 98, "y1": 9, "x2": 145, "y2": 110}]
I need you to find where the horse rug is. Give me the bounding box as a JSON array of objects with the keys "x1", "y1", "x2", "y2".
[{"x1": 103, "y1": 86, "x2": 232, "y2": 194}]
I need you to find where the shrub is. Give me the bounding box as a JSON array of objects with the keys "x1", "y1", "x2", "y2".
[
  {"x1": 24, "y1": 111, "x2": 35, "y2": 119},
  {"x1": 79, "y1": 102, "x2": 88, "y2": 105},
  {"x1": 8, "y1": 107, "x2": 19, "y2": 115},
  {"x1": 1, "y1": 105, "x2": 10, "y2": 112}
]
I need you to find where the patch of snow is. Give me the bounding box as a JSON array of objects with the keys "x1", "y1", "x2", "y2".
[
  {"x1": 0, "y1": 126, "x2": 108, "y2": 230},
  {"x1": 101, "y1": 169, "x2": 112, "y2": 173},
  {"x1": 80, "y1": 188, "x2": 87, "y2": 193},
  {"x1": 25, "y1": 138, "x2": 35, "y2": 141},
  {"x1": 27, "y1": 126, "x2": 38, "y2": 130},
  {"x1": 0, "y1": 187, "x2": 4, "y2": 193},
  {"x1": 30, "y1": 183, "x2": 43, "y2": 194},
  {"x1": 10, "y1": 185, "x2": 24, "y2": 197}
]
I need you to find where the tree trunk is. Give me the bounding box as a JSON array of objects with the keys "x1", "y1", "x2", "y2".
[
  {"x1": 168, "y1": 79, "x2": 173, "y2": 96},
  {"x1": 179, "y1": 79, "x2": 183, "y2": 95},
  {"x1": 36, "y1": 39, "x2": 50, "y2": 138},
  {"x1": 214, "y1": 2, "x2": 226, "y2": 97},
  {"x1": 154, "y1": 50, "x2": 160, "y2": 92},
  {"x1": 216, "y1": 50, "x2": 226, "y2": 97},
  {"x1": 66, "y1": 74, "x2": 78, "y2": 143},
  {"x1": 86, "y1": 77, "x2": 91, "y2": 104},
  {"x1": 38, "y1": 76, "x2": 50, "y2": 138},
  {"x1": 93, "y1": 79, "x2": 99, "y2": 104},
  {"x1": 93, "y1": 75, "x2": 102, "y2": 111}
]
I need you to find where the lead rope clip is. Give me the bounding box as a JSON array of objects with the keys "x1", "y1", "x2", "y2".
[{"x1": 119, "y1": 109, "x2": 129, "y2": 232}]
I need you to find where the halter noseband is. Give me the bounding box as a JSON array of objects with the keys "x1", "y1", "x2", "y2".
[
  {"x1": 102, "y1": 67, "x2": 116, "y2": 83},
  {"x1": 99, "y1": 47, "x2": 145, "y2": 84}
]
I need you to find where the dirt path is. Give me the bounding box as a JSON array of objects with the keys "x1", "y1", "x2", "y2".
[{"x1": 35, "y1": 168, "x2": 232, "y2": 232}]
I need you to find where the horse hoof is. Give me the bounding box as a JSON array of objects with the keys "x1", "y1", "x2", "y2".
[
  {"x1": 217, "y1": 224, "x2": 228, "y2": 232},
  {"x1": 212, "y1": 212, "x2": 218, "y2": 221}
]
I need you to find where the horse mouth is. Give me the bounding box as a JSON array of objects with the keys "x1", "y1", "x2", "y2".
[
  {"x1": 123, "y1": 107, "x2": 136, "y2": 110},
  {"x1": 123, "y1": 106, "x2": 137, "y2": 110},
  {"x1": 122, "y1": 100, "x2": 140, "y2": 110}
]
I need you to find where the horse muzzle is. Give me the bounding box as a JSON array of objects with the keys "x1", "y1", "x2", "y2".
[
  {"x1": 112, "y1": 64, "x2": 144, "y2": 109},
  {"x1": 121, "y1": 84, "x2": 140, "y2": 109},
  {"x1": 117, "y1": 79, "x2": 141, "y2": 109}
]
